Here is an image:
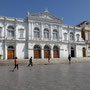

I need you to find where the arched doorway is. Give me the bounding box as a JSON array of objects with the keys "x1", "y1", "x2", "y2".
[
  {"x1": 7, "y1": 46, "x2": 15, "y2": 59},
  {"x1": 71, "y1": 47, "x2": 75, "y2": 57},
  {"x1": 82, "y1": 47, "x2": 86, "y2": 57},
  {"x1": 53, "y1": 46, "x2": 59, "y2": 58},
  {"x1": 44, "y1": 45, "x2": 51, "y2": 58},
  {"x1": 34, "y1": 45, "x2": 41, "y2": 59}
]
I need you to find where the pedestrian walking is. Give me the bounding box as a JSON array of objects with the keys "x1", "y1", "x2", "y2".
[
  {"x1": 48, "y1": 56, "x2": 50, "y2": 64},
  {"x1": 68, "y1": 54, "x2": 71, "y2": 64},
  {"x1": 12, "y1": 57, "x2": 18, "y2": 71},
  {"x1": 28, "y1": 57, "x2": 33, "y2": 66}
]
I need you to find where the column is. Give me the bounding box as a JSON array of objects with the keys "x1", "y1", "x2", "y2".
[
  {"x1": 50, "y1": 24, "x2": 53, "y2": 40},
  {"x1": 51, "y1": 46, "x2": 53, "y2": 58},
  {"x1": 67, "y1": 26, "x2": 70, "y2": 55},
  {"x1": 31, "y1": 22, "x2": 34, "y2": 40},
  {"x1": 28, "y1": 21, "x2": 32, "y2": 40},
  {"x1": 74, "y1": 27, "x2": 75, "y2": 42},
  {"x1": 41, "y1": 49, "x2": 44, "y2": 59},
  {"x1": 4, "y1": 43, "x2": 7, "y2": 60},
  {"x1": 15, "y1": 24, "x2": 17, "y2": 39},
  {"x1": 4, "y1": 21, "x2": 7, "y2": 39},
  {"x1": 15, "y1": 43, "x2": 18, "y2": 58},
  {"x1": 59, "y1": 25, "x2": 62, "y2": 41},
  {"x1": 59, "y1": 49, "x2": 60, "y2": 58},
  {"x1": 41, "y1": 23, "x2": 44, "y2": 40}
]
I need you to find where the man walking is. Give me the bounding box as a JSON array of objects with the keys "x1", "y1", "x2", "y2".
[
  {"x1": 68, "y1": 54, "x2": 71, "y2": 64},
  {"x1": 28, "y1": 57, "x2": 33, "y2": 66}
]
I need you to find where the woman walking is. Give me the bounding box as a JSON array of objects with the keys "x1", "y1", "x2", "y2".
[{"x1": 12, "y1": 57, "x2": 18, "y2": 71}]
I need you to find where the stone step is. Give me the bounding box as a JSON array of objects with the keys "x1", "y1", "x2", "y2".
[{"x1": 0, "y1": 57, "x2": 90, "y2": 66}]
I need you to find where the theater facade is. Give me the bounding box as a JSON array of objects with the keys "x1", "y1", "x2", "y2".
[{"x1": 0, "y1": 10, "x2": 86, "y2": 59}]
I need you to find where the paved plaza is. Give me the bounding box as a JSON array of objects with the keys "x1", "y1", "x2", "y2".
[{"x1": 0, "y1": 62, "x2": 90, "y2": 90}]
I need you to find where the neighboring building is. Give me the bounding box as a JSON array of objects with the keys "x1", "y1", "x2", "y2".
[
  {"x1": 77, "y1": 21, "x2": 90, "y2": 57},
  {"x1": 0, "y1": 9, "x2": 86, "y2": 60}
]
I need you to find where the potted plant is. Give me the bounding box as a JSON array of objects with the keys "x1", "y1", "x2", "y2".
[{"x1": 0, "y1": 54, "x2": 2, "y2": 59}]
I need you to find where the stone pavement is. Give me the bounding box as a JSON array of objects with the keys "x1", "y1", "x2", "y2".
[
  {"x1": 0, "y1": 62, "x2": 90, "y2": 90},
  {"x1": 0, "y1": 57, "x2": 90, "y2": 66}
]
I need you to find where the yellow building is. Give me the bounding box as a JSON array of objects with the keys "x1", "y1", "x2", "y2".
[{"x1": 77, "y1": 21, "x2": 90, "y2": 57}]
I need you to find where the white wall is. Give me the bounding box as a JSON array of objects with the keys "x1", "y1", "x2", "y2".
[
  {"x1": 17, "y1": 43, "x2": 26, "y2": 59},
  {"x1": 60, "y1": 44, "x2": 68, "y2": 58},
  {"x1": 76, "y1": 45, "x2": 83, "y2": 57}
]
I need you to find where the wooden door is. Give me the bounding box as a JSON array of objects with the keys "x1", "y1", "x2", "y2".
[
  {"x1": 54, "y1": 50, "x2": 59, "y2": 58},
  {"x1": 34, "y1": 50, "x2": 41, "y2": 58},
  {"x1": 44, "y1": 50, "x2": 50, "y2": 58},
  {"x1": 8, "y1": 50, "x2": 14, "y2": 59},
  {"x1": 83, "y1": 49, "x2": 86, "y2": 57}
]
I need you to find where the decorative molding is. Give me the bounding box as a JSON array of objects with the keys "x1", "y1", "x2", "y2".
[{"x1": 39, "y1": 15, "x2": 53, "y2": 20}]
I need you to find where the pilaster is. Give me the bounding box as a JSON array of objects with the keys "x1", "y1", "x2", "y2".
[
  {"x1": 51, "y1": 46, "x2": 53, "y2": 58},
  {"x1": 41, "y1": 23, "x2": 44, "y2": 40},
  {"x1": 50, "y1": 24, "x2": 53, "y2": 40},
  {"x1": 59, "y1": 25, "x2": 62, "y2": 41},
  {"x1": 41, "y1": 49, "x2": 44, "y2": 58}
]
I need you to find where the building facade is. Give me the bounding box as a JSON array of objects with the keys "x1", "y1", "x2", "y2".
[
  {"x1": 0, "y1": 10, "x2": 86, "y2": 60},
  {"x1": 77, "y1": 21, "x2": 90, "y2": 57}
]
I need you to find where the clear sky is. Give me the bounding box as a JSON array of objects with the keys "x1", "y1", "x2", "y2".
[{"x1": 0, "y1": 0, "x2": 90, "y2": 26}]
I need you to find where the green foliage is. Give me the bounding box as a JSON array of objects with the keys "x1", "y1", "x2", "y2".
[{"x1": 0, "y1": 54, "x2": 2, "y2": 59}]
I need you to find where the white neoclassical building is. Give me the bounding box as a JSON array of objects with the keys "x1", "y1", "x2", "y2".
[{"x1": 0, "y1": 9, "x2": 86, "y2": 60}]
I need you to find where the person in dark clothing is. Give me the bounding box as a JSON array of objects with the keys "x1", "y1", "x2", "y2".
[
  {"x1": 12, "y1": 57, "x2": 18, "y2": 71},
  {"x1": 68, "y1": 54, "x2": 71, "y2": 64},
  {"x1": 28, "y1": 57, "x2": 33, "y2": 66}
]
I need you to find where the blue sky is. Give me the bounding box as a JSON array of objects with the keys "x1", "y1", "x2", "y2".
[{"x1": 0, "y1": 0, "x2": 90, "y2": 26}]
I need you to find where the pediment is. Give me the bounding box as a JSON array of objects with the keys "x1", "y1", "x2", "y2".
[{"x1": 30, "y1": 12, "x2": 63, "y2": 23}]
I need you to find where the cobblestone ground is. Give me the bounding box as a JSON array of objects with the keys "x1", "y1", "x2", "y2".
[{"x1": 0, "y1": 62, "x2": 90, "y2": 90}]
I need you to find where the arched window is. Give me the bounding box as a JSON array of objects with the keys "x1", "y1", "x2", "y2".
[
  {"x1": 64, "y1": 33, "x2": 67, "y2": 41},
  {"x1": 19, "y1": 28, "x2": 24, "y2": 38},
  {"x1": 53, "y1": 30, "x2": 58, "y2": 39},
  {"x1": 44, "y1": 29, "x2": 49, "y2": 39},
  {"x1": 53, "y1": 46, "x2": 59, "y2": 50},
  {"x1": 70, "y1": 32, "x2": 74, "y2": 41},
  {"x1": 0, "y1": 27, "x2": 2, "y2": 37},
  {"x1": 76, "y1": 34, "x2": 80, "y2": 42},
  {"x1": 34, "y1": 27, "x2": 40, "y2": 38},
  {"x1": 8, "y1": 46, "x2": 14, "y2": 49},
  {"x1": 7, "y1": 26, "x2": 14, "y2": 37},
  {"x1": 44, "y1": 45, "x2": 50, "y2": 50},
  {"x1": 34, "y1": 45, "x2": 41, "y2": 50}
]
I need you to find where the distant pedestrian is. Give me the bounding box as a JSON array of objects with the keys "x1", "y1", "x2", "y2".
[
  {"x1": 12, "y1": 57, "x2": 18, "y2": 71},
  {"x1": 28, "y1": 57, "x2": 33, "y2": 66},
  {"x1": 68, "y1": 54, "x2": 71, "y2": 64},
  {"x1": 48, "y1": 56, "x2": 50, "y2": 64}
]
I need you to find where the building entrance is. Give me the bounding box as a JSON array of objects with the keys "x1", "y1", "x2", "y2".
[
  {"x1": 34, "y1": 45, "x2": 41, "y2": 58},
  {"x1": 82, "y1": 48, "x2": 86, "y2": 57},
  {"x1": 44, "y1": 45, "x2": 51, "y2": 58},
  {"x1": 71, "y1": 47, "x2": 75, "y2": 57},
  {"x1": 53, "y1": 46, "x2": 59, "y2": 58},
  {"x1": 7, "y1": 46, "x2": 15, "y2": 59}
]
